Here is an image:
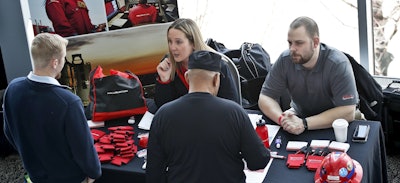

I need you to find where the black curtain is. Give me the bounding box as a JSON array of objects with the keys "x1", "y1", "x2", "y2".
[{"x1": 0, "y1": 46, "x2": 8, "y2": 89}]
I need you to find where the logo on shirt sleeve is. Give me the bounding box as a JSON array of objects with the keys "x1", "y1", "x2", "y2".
[{"x1": 342, "y1": 94, "x2": 355, "y2": 101}]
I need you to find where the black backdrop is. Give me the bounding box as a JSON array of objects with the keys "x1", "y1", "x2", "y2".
[{"x1": 0, "y1": 47, "x2": 8, "y2": 89}]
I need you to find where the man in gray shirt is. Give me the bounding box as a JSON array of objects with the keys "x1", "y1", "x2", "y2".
[{"x1": 259, "y1": 16, "x2": 358, "y2": 135}]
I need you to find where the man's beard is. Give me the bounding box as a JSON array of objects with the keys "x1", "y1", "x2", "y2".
[{"x1": 291, "y1": 42, "x2": 314, "y2": 64}]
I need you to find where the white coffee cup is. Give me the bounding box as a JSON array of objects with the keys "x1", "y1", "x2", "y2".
[{"x1": 332, "y1": 119, "x2": 349, "y2": 142}]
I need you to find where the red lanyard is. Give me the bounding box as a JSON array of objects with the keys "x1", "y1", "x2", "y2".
[{"x1": 177, "y1": 66, "x2": 189, "y2": 90}]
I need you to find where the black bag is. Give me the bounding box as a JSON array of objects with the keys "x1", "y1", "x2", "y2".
[
  {"x1": 238, "y1": 43, "x2": 271, "y2": 109},
  {"x1": 223, "y1": 43, "x2": 272, "y2": 109},
  {"x1": 237, "y1": 42, "x2": 271, "y2": 81},
  {"x1": 205, "y1": 38, "x2": 229, "y2": 53},
  {"x1": 344, "y1": 52, "x2": 383, "y2": 121},
  {"x1": 383, "y1": 80, "x2": 400, "y2": 110},
  {"x1": 383, "y1": 80, "x2": 400, "y2": 154},
  {"x1": 205, "y1": 40, "x2": 272, "y2": 80},
  {"x1": 240, "y1": 77, "x2": 266, "y2": 109},
  {"x1": 88, "y1": 66, "x2": 147, "y2": 122},
  {"x1": 205, "y1": 39, "x2": 273, "y2": 109}
]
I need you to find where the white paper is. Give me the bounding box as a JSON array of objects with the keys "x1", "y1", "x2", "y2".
[
  {"x1": 107, "y1": 13, "x2": 126, "y2": 27},
  {"x1": 248, "y1": 114, "x2": 262, "y2": 129},
  {"x1": 310, "y1": 140, "x2": 331, "y2": 150},
  {"x1": 286, "y1": 141, "x2": 309, "y2": 151},
  {"x1": 328, "y1": 141, "x2": 350, "y2": 152},
  {"x1": 110, "y1": 18, "x2": 127, "y2": 27},
  {"x1": 244, "y1": 160, "x2": 273, "y2": 183},
  {"x1": 87, "y1": 120, "x2": 104, "y2": 128},
  {"x1": 116, "y1": 0, "x2": 125, "y2": 7},
  {"x1": 138, "y1": 111, "x2": 154, "y2": 130},
  {"x1": 245, "y1": 114, "x2": 281, "y2": 183}
]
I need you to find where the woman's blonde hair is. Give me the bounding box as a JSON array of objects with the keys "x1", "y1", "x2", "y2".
[
  {"x1": 30, "y1": 33, "x2": 68, "y2": 70},
  {"x1": 167, "y1": 18, "x2": 228, "y2": 80}
]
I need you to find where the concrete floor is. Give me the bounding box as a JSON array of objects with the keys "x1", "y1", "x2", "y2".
[{"x1": 387, "y1": 154, "x2": 400, "y2": 183}]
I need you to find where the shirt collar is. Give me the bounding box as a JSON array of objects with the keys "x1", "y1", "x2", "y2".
[{"x1": 27, "y1": 71, "x2": 61, "y2": 86}]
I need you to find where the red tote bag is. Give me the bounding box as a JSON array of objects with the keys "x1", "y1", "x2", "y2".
[{"x1": 89, "y1": 66, "x2": 147, "y2": 122}]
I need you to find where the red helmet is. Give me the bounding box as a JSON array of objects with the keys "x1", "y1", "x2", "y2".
[{"x1": 314, "y1": 152, "x2": 363, "y2": 183}]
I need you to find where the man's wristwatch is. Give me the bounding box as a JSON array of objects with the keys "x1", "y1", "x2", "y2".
[{"x1": 302, "y1": 118, "x2": 308, "y2": 130}]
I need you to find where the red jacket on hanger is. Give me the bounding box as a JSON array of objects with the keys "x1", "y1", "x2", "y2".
[{"x1": 46, "y1": 0, "x2": 95, "y2": 37}]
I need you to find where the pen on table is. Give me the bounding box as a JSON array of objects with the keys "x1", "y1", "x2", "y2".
[
  {"x1": 270, "y1": 151, "x2": 286, "y2": 159},
  {"x1": 271, "y1": 154, "x2": 286, "y2": 159}
]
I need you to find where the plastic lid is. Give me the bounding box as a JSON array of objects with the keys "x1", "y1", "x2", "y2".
[{"x1": 256, "y1": 119, "x2": 266, "y2": 126}]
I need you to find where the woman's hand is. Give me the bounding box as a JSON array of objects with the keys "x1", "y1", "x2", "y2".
[{"x1": 157, "y1": 57, "x2": 172, "y2": 82}]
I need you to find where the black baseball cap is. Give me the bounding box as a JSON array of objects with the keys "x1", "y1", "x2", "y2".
[{"x1": 188, "y1": 50, "x2": 222, "y2": 72}]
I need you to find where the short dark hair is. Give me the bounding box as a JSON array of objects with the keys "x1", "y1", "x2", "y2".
[
  {"x1": 290, "y1": 16, "x2": 319, "y2": 39},
  {"x1": 139, "y1": 0, "x2": 147, "y2": 4}
]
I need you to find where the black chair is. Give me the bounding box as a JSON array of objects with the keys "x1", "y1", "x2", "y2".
[{"x1": 223, "y1": 55, "x2": 242, "y2": 106}]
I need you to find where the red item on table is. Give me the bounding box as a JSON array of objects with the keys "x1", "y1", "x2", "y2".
[
  {"x1": 99, "y1": 136, "x2": 112, "y2": 144},
  {"x1": 91, "y1": 129, "x2": 106, "y2": 141},
  {"x1": 121, "y1": 153, "x2": 135, "y2": 159},
  {"x1": 120, "y1": 146, "x2": 132, "y2": 152},
  {"x1": 111, "y1": 157, "x2": 123, "y2": 166},
  {"x1": 94, "y1": 144, "x2": 105, "y2": 153},
  {"x1": 108, "y1": 126, "x2": 134, "y2": 131},
  {"x1": 99, "y1": 154, "x2": 113, "y2": 163},
  {"x1": 116, "y1": 142, "x2": 129, "y2": 147},
  {"x1": 121, "y1": 157, "x2": 133, "y2": 164},
  {"x1": 101, "y1": 144, "x2": 115, "y2": 150},
  {"x1": 111, "y1": 133, "x2": 126, "y2": 139},
  {"x1": 287, "y1": 154, "x2": 305, "y2": 168},
  {"x1": 306, "y1": 155, "x2": 324, "y2": 171},
  {"x1": 139, "y1": 136, "x2": 148, "y2": 148},
  {"x1": 114, "y1": 130, "x2": 134, "y2": 136},
  {"x1": 255, "y1": 119, "x2": 269, "y2": 148}
]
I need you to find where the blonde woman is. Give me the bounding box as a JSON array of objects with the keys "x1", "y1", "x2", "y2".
[{"x1": 154, "y1": 18, "x2": 239, "y2": 109}]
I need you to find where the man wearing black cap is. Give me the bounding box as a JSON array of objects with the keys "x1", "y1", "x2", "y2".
[{"x1": 146, "y1": 50, "x2": 271, "y2": 183}]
